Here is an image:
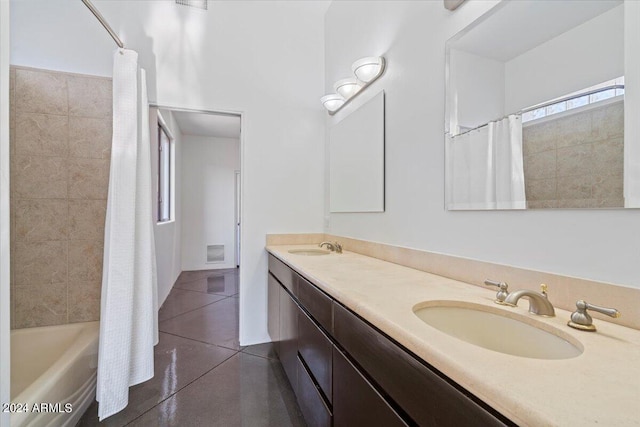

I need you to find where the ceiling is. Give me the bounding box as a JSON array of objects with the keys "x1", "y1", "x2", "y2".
[
  {"x1": 172, "y1": 110, "x2": 241, "y2": 139},
  {"x1": 450, "y1": 0, "x2": 622, "y2": 62}
]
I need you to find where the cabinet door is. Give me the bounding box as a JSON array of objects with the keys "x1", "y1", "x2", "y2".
[
  {"x1": 279, "y1": 287, "x2": 298, "y2": 388},
  {"x1": 298, "y1": 307, "x2": 332, "y2": 403},
  {"x1": 297, "y1": 356, "x2": 332, "y2": 427},
  {"x1": 333, "y1": 346, "x2": 409, "y2": 427},
  {"x1": 268, "y1": 274, "x2": 280, "y2": 348}
]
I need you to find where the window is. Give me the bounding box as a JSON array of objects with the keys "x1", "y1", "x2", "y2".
[
  {"x1": 522, "y1": 76, "x2": 624, "y2": 123},
  {"x1": 158, "y1": 119, "x2": 172, "y2": 222}
]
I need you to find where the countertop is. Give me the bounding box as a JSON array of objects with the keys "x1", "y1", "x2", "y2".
[{"x1": 266, "y1": 245, "x2": 640, "y2": 427}]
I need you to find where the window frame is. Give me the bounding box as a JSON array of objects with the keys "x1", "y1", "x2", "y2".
[{"x1": 157, "y1": 114, "x2": 173, "y2": 223}]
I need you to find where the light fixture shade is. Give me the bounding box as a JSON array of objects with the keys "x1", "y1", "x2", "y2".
[
  {"x1": 333, "y1": 78, "x2": 362, "y2": 100},
  {"x1": 321, "y1": 94, "x2": 345, "y2": 112},
  {"x1": 352, "y1": 56, "x2": 385, "y2": 83}
]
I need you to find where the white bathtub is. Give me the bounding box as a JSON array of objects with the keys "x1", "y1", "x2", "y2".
[{"x1": 10, "y1": 321, "x2": 99, "y2": 427}]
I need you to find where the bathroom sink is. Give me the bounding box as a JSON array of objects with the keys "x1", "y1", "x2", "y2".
[
  {"x1": 413, "y1": 301, "x2": 582, "y2": 360},
  {"x1": 288, "y1": 249, "x2": 331, "y2": 256}
]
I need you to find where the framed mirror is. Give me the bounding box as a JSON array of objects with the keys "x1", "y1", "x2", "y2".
[{"x1": 445, "y1": 0, "x2": 639, "y2": 210}]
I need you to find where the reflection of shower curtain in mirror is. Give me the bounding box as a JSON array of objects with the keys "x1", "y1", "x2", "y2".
[{"x1": 447, "y1": 115, "x2": 526, "y2": 210}]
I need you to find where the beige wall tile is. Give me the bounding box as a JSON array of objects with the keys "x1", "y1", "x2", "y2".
[
  {"x1": 13, "y1": 283, "x2": 68, "y2": 328},
  {"x1": 556, "y1": 143, "x2": 595, "y2": 177},
  {"x1": 13, "y1": 240, "x2": 67, "y2": 286},
  {"x1": 11, "y1": 155, "x2": 68, "y2": 199},
  {"x1": 557, "y1": 199, "x2": 598, "y2": 209},
  {"x1": 527, "y1": 200, "x2": 558, "y2": 209},
  {"x1": 554, "y1": 109, "x2": 592, "y2": 148},
  {"x1": 69, "y1": 200, "x2": 106, "y2": 240},
  {"x1": 523, "y1": 150, "x2": 556, "y2": 180},
  {"x1": 557, "y1": 175, "x2": 594, "y2": 200},
  {"x1": 592, "y1": 174, "x2": 623, "y2": 201},
  {"x1": 14, "y1": 199, "x2": 68, "y2": 242},
  {"x1": 69, "y1": 116, "x2": 112, "y2": 159},
  {"x1": 15, "y1": 112, "x2": 68, "y2": 157},
  {"x1": 67, "y1": 75, "x2": 112, "y2": 118},
  {"x1": 15, "y1": 68, "x2": 67, "y2": 115},
  {"x1": 592, "y1": 101, "x2": 624, "y2": 139},
  {"x1": 525, "y1": 178, "x2": 556, "y2": 201},
  {"x1": 68, "y1": 158, "x2": 109, "y2": 199},
  {"x1": 592, "y1": 138, "x2": 623, "y2": 175},
  {"x1": 522, "y1": 121, "x2": 557, "y2": 155},
  {"x1": 68, "y1": 281, "x2": 101, "y2": 323},
  {"x1": 68, "y1": 240, "x2": 104, "y2": 282}
]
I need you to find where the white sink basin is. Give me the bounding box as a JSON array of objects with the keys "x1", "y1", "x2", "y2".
[
  {"x1": 288, "y1": 249, "x2": 331, "y2": 256},
  {"x1": 413, "y1": 301, "x2": 583, "y2": 360}
]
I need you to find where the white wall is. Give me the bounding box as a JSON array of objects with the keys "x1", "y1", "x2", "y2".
[
  {"x1": 181, "y1": 136, "x2": 240, "y2": 271},
  {"x1": 449, "y1": 49, "x2": 504, "y2": 131},
  {"x1": 325, "y1": 0, "x2": 640, "y2": 288},
  {"x1": 10, "y1": 0, "x2": 327, "y2": 344},
  {"x1": 505, "y1": 4, "x2": 624, "y2": 112},
  {"x1": 151, "y1": 109, "x2": 183, "y2": 305},
  {"x1": 1, "y1": 2, "x2": 11, "y2": 425}
]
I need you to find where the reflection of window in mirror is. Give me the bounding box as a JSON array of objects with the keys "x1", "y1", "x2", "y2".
[{"x1": 522, "y1": 76, "x2": 624, "y2": 123}]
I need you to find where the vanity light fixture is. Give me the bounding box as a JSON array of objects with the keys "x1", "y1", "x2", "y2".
[
  {"x1": 321, "y1": 56, "x2": 386, "y2": 115},
  {"x1": 320, "y1": 94, "x2": 346, "y2": 113},
  {"x1": 334, "y1": 78, "x2": 362, "y2": 99}
]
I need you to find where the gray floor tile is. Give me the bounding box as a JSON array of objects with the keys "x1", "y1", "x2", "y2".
[
  {"x1": 241, "y1": 342, "x2": 278, "y2": 360},
  {"x1": 128, "y1": 353, "x2": 305, "y2": 427},
  {"x1": 78, "y1": 333, "x2": 237, "y2": 426},
  {"x1": 158, "y1": 289, "x2": 227, "y2": 322},
  {"x1": 174, "y1": 272, "x2": 239, "y2": 297},
  {"x1": 159, "y1": 297, "x2": 240, "y2": 350}
]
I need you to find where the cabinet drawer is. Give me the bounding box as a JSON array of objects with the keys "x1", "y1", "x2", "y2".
[
  {"x1": 269, "y1": 254, "x2": 297, "y2": 295},
  {"x1": 279, "y1": 287, "x2": 298, "y2": 387},
  {"x1": 297, "y1": 356, "x2": 332, "y2": 427},
  {"x1": 333, "y1": 302, "x2": 512, "y2": 427},
  {"x1": 298, "y1": 307, "x2": 332, "y2": 403},
  {"x1": 297, "y1": 275, "x2": 332, "y2": 333},
  {"x1": 333, "y1": 346, "x2": 409, "y2": 427}
]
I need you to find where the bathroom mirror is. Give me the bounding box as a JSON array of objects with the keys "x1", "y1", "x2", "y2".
[
  {"x1": 330, "y1": 90, "x2": 385, "y2": 213},
  {"x1": 445, "y1": 0, "x2": 639, "y2": 210}
]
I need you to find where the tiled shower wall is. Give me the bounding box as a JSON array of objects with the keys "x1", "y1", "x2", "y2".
[
  {"x1": 523, "y1": 100, "x2": 624, "y2": 209},
  {"x1": 10, "y1": 66, "x2": 112, "y2": 329}
]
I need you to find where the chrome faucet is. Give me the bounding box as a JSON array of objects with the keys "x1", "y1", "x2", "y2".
[
  {"x1": 319, "y1": 241, "x2": 343, "y2": 254},
  {"x1": 503, "y1": 284, "x2": 555, "y2": 317}
]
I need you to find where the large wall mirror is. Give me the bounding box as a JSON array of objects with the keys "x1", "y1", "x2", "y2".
[{"x1": 445, "y1": 0, "x2": 639, "y2": 210}]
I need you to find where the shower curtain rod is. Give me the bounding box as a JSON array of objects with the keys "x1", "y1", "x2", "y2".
[
  {"x1": 452, "y1": 84, "x2": 625, "y2": 137},
  {"x1": 81, "y1": 0, "x2": 124, "y2": 49}
]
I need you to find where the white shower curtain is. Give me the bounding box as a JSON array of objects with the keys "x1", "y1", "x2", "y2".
[
  {"x1": 97, "y1": 49, "x2": 158, "y2": 421},
  {"x1": 447, "y1": 115, "x2": 526, "y2": 210}
]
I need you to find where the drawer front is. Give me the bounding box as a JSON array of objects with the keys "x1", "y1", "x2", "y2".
[
  {"x1": 297, "y1": 356, "x2": 332, "y2": 427},
  {"x1": 298, "y1": 307, "x2": 332, "y2": 403},
  {"x1": 333, "y1": 346, "x2": 409, "y2": 427},
  {"x1": 267, "y1": 274, "x2": 280, "y2": 345},
  {"x1": 297, "y1": 275, "x2": 332, "y2": 333},
  {"x1": 333, "y1": 303, "x2": 512, "y2": 427},
  {"x1": 279, "y1": 288, "x2": 298, "y2": 388},
  {"x1": 269, "y1": 254, "x2": 297, "y2": 295}
]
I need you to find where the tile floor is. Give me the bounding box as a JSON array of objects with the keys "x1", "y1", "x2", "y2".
[{"x1": 79, "y1": 268, "x2": 305, "y2": 427}]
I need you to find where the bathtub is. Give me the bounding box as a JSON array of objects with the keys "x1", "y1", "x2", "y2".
[{"x1": 10, "y1": 321, "x2": 99, "y2": 427}]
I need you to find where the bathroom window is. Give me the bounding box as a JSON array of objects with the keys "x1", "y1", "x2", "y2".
[{"x1": 158, "y1": 120, "x2": 172, "y2": 222}]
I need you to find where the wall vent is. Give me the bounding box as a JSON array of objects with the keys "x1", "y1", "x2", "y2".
[
  {"x1": 176, "y1": 0, "x2": 208, "y2": 10},
  {"x1": 207, "y1": 245, "x2": 224, "y2": 263}
]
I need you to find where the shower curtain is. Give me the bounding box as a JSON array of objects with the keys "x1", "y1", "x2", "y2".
[
  {"x1": 97, "y1": 49, "x2": 158, "y2": 421},
  {"x1": 447, "y1": 114, "x2": 526, "y2": 210}
]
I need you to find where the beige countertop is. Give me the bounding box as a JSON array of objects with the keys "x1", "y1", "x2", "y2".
[{"x1": 267, "y1": 245, "x2": 640, "y2": 427}]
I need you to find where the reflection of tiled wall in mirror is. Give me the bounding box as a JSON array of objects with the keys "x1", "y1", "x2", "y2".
[
  {"x1": 523, "y1": 100, "x2": 623, "y2": 209},
  {"x1": 10, "y1": 66, "x2": 112, "y2": 329}
]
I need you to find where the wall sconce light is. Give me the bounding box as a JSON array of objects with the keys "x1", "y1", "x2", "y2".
[
  {"x1": 321, "y1": 56, "x2": 386, "y2": 115},
  {"x1": 320, "y1": 94, "x2": 345, "y2": 113}
]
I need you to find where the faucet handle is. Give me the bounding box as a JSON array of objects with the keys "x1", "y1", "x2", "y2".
[
  {"x1": 333, "y1": 242, "x2": 343, "y2": 254},
  {"x1": 568, "y1": 300, "x2": 621, "y2": 332},
  {"x1": 540, "y1": 283, "x2": 548, "y2": 296},
  {"x1": 484, "y1": 279, "x2": 509, "y2": 304}
]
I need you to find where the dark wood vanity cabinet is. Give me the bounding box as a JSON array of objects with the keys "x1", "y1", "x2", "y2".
[{"x1": 267, "y1": 254, "x2": 514, "y2": 427}]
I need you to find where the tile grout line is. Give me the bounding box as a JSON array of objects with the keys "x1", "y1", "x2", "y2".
[
  {"x1": 157, "y1": 295, "x2": 233, "y2": 323},
  {"x1": 122, "y1": 350, "x2": 241, "y2": 426},
  {"x1": 157, "y1": 330, "x2": 242, "y2": 353}
]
